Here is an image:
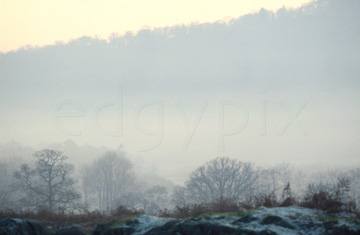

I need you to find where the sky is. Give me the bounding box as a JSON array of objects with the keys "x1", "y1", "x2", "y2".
[
  {"x1": 0, "y1": 0, "x2": 360, "y2": 184},
  {"x1": 0, "y1": 0, "x2": 314, "y2": 52}
]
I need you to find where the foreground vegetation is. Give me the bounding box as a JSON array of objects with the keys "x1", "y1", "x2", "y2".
[{"x1": 1, "y1": 189, "x2": 359, "y2": 233}]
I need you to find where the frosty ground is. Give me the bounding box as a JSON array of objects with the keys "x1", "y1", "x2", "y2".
[{"x1": 1, "y1": 206, "x2": 360, "y2": 234}]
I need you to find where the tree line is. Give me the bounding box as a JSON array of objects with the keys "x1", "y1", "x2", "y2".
[{"x1": 0, "y1": 149, "x2": 359, "y2": 215}]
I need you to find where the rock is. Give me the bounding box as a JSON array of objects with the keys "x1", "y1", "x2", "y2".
[
  {"x1": 92, "y1": 225, "x2": 134, "y2": 235},
  {"x1": 0, "y1": 218, "x2": 53, "y2": 235},
  {"x1": 143, "y1": 220, "x2": 179, "y2": 235},
  {"x1": 92, "y1": 220, "x2": 136, "y2": 235},
  {"x1": 145, "y1": 220, "x2": 238, "y2": 235},
  {"x1": 323, "y1": 221, "x2": 359, "y2": 235},
  {"x1": 91, "y1": 207, "x2": 360, "y2": 234},
  {"x1": 234, "y1": 229, "x2": 277, "y2": 235},
  {"x1": 260, "y1": 215, "x2": 295, "y2": 229},
  {"x1": 233, "y1": 214, "x2": 258, "y2": 224},
  {"x1": 331, "y1": 224, "x2": 359, "y2": 235},
  {"x1": 56, "y1": 226, "x2": 85, "y2": 235}
]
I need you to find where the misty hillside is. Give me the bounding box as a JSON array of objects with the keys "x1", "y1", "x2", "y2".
[
  {"x1": 1, "y1": 0, "x2": 359, "y2": 183},
  {"x1": 1, "y1": 0, "x2": 359, "y2": 95}
]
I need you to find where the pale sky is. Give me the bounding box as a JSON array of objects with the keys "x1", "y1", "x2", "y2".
[{"x1": 0, "y1": 0, "x2": 314, "y2": 53}]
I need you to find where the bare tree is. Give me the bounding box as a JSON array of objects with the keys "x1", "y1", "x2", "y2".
[
  {"x1": 0, "y1": 156, "x2": 23, "y2": 210},
  {"x1": 139, "y1": 185, "x2": 168, "y2": 214},
  {"x1": 185, "y1": 157, "x2": 258, "y2": 203},
  {"x1": 79, "y1": 165, "x2": 93, "y2": 207},
  {"x1": 277, "y1": 162, "x2": 293, "y2": 188},
  {"x1": 256, "y1": 163, "x2": 294, "y2": 199},
  {"x1": 0, "y1": 162, "x2": 11, "y2": 209},
  {"x1": 171, "y1": 185, "x2": 189, "y2": 207},
  {"x1": 116, "y1": 191, "x2": 142, "y2": 210},
  {"x1": 82, "y1": 150, "x2": 136, "y2": 211},
  {"x1": 257, "y1": 167, "x2": 280, "y2": 196},
  {"x1": 293, "y1": 170, "x2": 307, "y2": 197},
  {"x1": 15, "y1": 149, "x2": 80, "y2": 212},
  {"x1": 345, "y1": 168, "x2": 360, "y2": 209}
]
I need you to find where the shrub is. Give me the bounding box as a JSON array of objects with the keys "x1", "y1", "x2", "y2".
[
  {"x1": 255, "y1": 192, "x2": 279, "y2": 208},
  {"x1": 174, "y1": 204, "x2": 191, "y2": 218},
  {"x1": 158, "y1": 208, "x2": 172, "y2": 217},
  {"x1": 280, "y1": 183, "x2": 296, "y2": 207},
  {"x1": 301, "y1": 178, "x2": 356, "y2": 213},
  {"x1": 280, "y1": 196, "x2": 296, "y2": 207},
  {"x1": 210, "y1": 197, "x2": 240, "y2": 213},
  {"x1": 301, "y1": 190, "x2": 342, "y2": 213}
]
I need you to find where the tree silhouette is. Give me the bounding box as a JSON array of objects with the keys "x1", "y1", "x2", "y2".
[
  {"x1": 185, "y1": 157, "x2": 258, "y2": 203},
  {"x1": 15, "y1": 149, "x2": 80, "y2": 211}
]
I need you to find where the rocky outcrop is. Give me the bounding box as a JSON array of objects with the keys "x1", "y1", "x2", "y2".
[
  {"x1": 0, "y1": 219, "x2": 87, "y2": 235},
  {"x1": 93, "y1": 224, "x2": 135, "y2": 235},
  {"x1": 56, "y1": 226, "x2": 86, "y2": 235},
  {"x1": 93, "y1": 207, "x2": 360, "y2": 235},
  {"x1": 0, "y1": 218, "x2": 52, "y2": 235},
  {"x1": 260, "y1": 215, "x2": 295, "y2": 229},
  {"x1": 1, "y1": 207, "x2": 359, "y2": 235},
  {"x1": 145, "y1": 220, "x2": 238, "y2": 235}
]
